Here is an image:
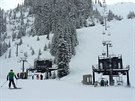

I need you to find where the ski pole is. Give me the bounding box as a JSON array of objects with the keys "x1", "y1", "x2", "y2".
[
  {"x1": 1, "y1": 80, "x2": 8, "y2": 87},
  {"x1": 16, "y1": 79, "x2": 18, "y2": 87}
]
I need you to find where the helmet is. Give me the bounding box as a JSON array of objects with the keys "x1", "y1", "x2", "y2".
[{"x1": 10, "y1": 69, "x2": 13, "y2": 71}]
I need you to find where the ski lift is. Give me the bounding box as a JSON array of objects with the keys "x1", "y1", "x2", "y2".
[
  {"x1": 102, "y1": 41, "x2": 106, "y2": 46},
  {"x1": 108, "y1": 33, "x2": 111, "y2": 36},
  {"x1": 102, "y1": 31, "x2": 106, "y2": 35},
  {"x1": 109, "y1": 44, "x2": 113, "y2": 47},
  {"x1": 102, "y1": 51, "x2": 106, "y2": 56}
]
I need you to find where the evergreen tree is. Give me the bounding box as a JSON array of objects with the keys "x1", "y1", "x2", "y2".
[
  {"x1": 32, "y1": 0, "x2": 94, "y2": 77},
  {"x1": 31, "y1": 48, "x2": 35, "y2": 55},
  {"x1": 12, "y1": 31, "x2": 16, "y2": 41},
  {"x1": 19, "y1": 38, "x2": 23, "y2": 45},
  {"x1": 57, "y1": 38, "x2": 70, "y2": 78},
  {"x1": 0, "y1": 42, "x2": 2, "y2": 56},
  {"x1": 8, "y1": 41, "x2": 11, "y2": 48},
  {"x1": 8, "y1": 49, "x2": 11, "y2": 58},
  {"x1": 24, "y1": 52, "x2": 28, "y2": 57},
  {"x1": 37, "y1": 36, "x2": 40, "y2": 41},
  {"x1": 48, "y1": 42, "x2": 51, "y2": 49},
  {"x1": 107, "y1": 10, "x2": 114, "y2": 21},
  {"x1": 38, "y1": 48, "x2": 42, "y2": 56},
  {"x1": 2, "y1": 42, "x2": 8, "y2": 54},
  {"x1": 0, "y1": 8, "x2": 6, "y2": 35},
  {"x1": 44, "y1": 44, "x2": 47, "y2": 51},
  {"x1": 127, "y1": 11, "x2": 135, "y2": 19}
]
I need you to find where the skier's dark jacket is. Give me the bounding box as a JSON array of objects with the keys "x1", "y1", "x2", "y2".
[{"x1": 7, "y1": 71, "x2": 17, "y2": 80}]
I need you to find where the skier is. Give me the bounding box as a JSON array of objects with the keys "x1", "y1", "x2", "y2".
[
  {"x1": 7, "y1": 69, "x2": 18, "y2": 89},
  {"x1": 40, "y1": 74, "x2": 43, "y2": 80}
]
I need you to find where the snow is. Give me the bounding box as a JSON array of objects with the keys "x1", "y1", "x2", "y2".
[
  {"x1": 0, "y1": 2, "x2": 135, "y2": 101},
  {"x1": 0, "y1": 0, "x2": 24, "y2": 11},
  {"x1": 108, "y1": 2, "x2": 135, "y2": 18}
]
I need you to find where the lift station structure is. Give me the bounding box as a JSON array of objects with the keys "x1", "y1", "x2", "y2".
[{"x1": 92, "y1": 0, "x2": 130, "y2": 86}]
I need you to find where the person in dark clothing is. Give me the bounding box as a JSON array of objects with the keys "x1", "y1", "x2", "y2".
[
  {"x1": 100, "y1": 79, "x2": 105, "y2": 86},
  {"x1": 40, "y1": 74, "x2": 43, "y2": 80},
  {"x1": 7, "y1": 69, "x2": 18, "y2": 88}
]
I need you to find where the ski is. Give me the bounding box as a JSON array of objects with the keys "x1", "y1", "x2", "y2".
[{"x1": 9, "y1": 87, "x2": 22, "y2": 90}]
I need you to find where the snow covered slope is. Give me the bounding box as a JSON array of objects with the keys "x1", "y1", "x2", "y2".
[
  {"x1": 0, "y1": 18, "x2": 134, "y2": 101},
  {"x1": 0, "y1": 2, "x2": 135, "y2": 101},
  {"x1": 108, "y1": 2, "x2": 135, "y2": 18}
]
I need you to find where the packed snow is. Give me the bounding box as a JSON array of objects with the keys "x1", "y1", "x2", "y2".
[{"x1": 0, "y1": 2, "x2": 135, "y2": 101}]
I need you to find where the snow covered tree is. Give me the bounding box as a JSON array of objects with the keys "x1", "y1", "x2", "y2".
[
  {"x1": 38, "y1": 48, "x2": 42, "y2": 56},
  {"x1": 8, "y1": 49, "x2": 11, "y2": 58},
  {"x1": 2, "y1": 42, "x2": 8, "y2": 54},
  {"x1": 24, "y1": 0, "x2": 34, "y2": 7},
  {"x1": 127, "y1": 11, "x2": 135, "y2": 19},
  {"x1": 17, "y1": 26, "x2": 26, "y2": 38},
  {"x1": 48, "y1": 42, "x2": 51, "y2": 49},
  {"x1": 57, "y1": 38, "x2": 70, "y2": 78},
  {"x1": 37, "y1": 36, "x2": 40, "y2": 41},
  {"x1": 24, "y1": 52, "x2": 28, "y2": 57},
  {"x1": 8, "y1": 41, "x2": 11, "y2": 48},
  {"x1": 44, "y1": 44, "x2": 47, "y2": 51},
  {"x1": 0, "y1": 42, "x2": 2, "y2": 56},
  {"x1": 33, "y1": 0, "x2": 52, "y2": 36},
  {"x1": 0, "y1": 8, "x2": 6, "y2": 35},
  {"x1": 107, "y1": 10, "x2": 114, "y2": 21},
  {"x1": 19, "y1": 38, "x2": 23, "y2": 45},
  {"x1": 31, "y1": 48, "x2": 35, "y2": 55},
  {"x1": 12, "y1": 31, "x2": 16, "y2": 41}
]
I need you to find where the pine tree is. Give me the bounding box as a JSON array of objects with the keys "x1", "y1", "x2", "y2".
[
  {"x1": 107, "y1": 10, "x2": 114, "y2": 21},
  {"x1": 57, "y1": 38, "x2": 70, "y2": 78},
  {"x1": 12, "y1": 31, "x2": 16, "y2": 41},
  {"x1": 37, "y1": 36, "x2": 40, "y2": 41},
  {"x1": 0, "y1": 42, "x2": 2, "y2": 56},
  {"x1": 2, "y1": 42, "x2": 8, "y2": 53},
  {"x1": 127, "y1": 11, "x2": 135, "y2": 19},
  {"x1": 48, "y1": 42, "x2": 51, "y2": 49},
  {"x1": 38, "y1": 48, "x2": 42, "y2": 56},
  {"x1": 31, "y1": 48, "x2": 35, "y2": 55},
  {"x1": 44, "y1": 44, "x2": 47, "y2": 51},
  {"x1": 8, "y1": 41, "x2": 11, "y2": 48},
  {"x1": 24, "y1": 52, "x2": 28, "y2": 57},
  {"x1": 19, "y1": 38, "x2": 23, "y2": 45},
  {"x1": 0, "y1": 8, "x2": 6, "y2": 35},
  {"x1": 8, "y1": 49, "x2": 11, "y2": 58}
]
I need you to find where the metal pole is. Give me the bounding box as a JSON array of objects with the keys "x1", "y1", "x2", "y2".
[
  {"x1": 105, "y1": 17, "x2": 107, "y2": 30},
  {"x1": 1, "y1": 80, "x2": 7, "y2": 87},
  {"x1": 16, "y1": 44, "x2": 18, "y2": 57},
  {"x1": 22, "y1": 60, "x2": 25, "y2": 72},
  {"x1": 106, "y1": 44, "x2": 109, "y2": 57},
  {"x1": 109, "y1": 69, "x2": 113, "y2": 86},
  {"x1": 93, "y1": 71, "x2": 95, "y2": 85},
  {"x1": 127, "y1": 71, "x2": 130, "y2": 86}
]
